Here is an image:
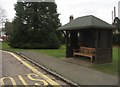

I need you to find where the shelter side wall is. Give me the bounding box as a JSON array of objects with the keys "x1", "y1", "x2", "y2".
[{"x1": 95, "y1": 30, "x2": 112, "y2": 64}]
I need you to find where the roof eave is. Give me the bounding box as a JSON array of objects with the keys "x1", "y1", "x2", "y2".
[{"x1": 57, "y1": 25, "x2": 115, "y2": 31}]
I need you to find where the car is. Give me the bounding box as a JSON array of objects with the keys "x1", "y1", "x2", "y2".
[{"x1": 0, "y1": 38, "x2": 3, "y2": 42}]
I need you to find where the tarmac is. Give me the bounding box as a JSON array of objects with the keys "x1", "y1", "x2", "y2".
[{"x1": 19, "y1": 50, "x2": 118, "y2": 86}]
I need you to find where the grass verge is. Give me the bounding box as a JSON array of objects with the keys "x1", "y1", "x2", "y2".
[
  {"x1": 92, "y1": 47, "x2": 118, "y2": 75},
  {"x1": 1, "y1": 42, "x2": 119, "y2": 75}
]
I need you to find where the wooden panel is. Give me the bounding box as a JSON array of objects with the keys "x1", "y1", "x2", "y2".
[
  {"x1": 97, "y1": 30, "x2": 112, "y2": 48},
  {"x1": 81, "y1": 30, "x2": 95, "y2": 48},
  {"x1": 95, "y1": 48, "x2": 112, "y2": 64},
  {"x1": 66, "y1": 31, "x2": 78, "y2": 58},
  {"x1": 98, "y1": 30, "x2": 107, "y2": 48},
  {"x1": 66, "y1": 31, "x2": 73, "y2": 58},
  {"x1": 70, "y1": 31, "x2": 78, "y2": 49}
]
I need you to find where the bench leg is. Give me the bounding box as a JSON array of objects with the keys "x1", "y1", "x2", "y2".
[
  {"x1": 73, "y1": 54, "x2": 75, "y2": 58},
  {"x1": 90, "y1": 56, "x2": 93, "y2": 63}
]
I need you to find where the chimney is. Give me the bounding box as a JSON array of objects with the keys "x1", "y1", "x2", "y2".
[
  {"x1": 118, "y1": 1, "x2": 120, "y2": 19},
  {"x1": 69, "y1": 15, "x2": 74, "y2": 22},
  {"x1": 114, "y1": 7, "x2": 116, "y2": 19},
  {"x1": 112, "y1": 11, "x2": 114, "y2": 23}
]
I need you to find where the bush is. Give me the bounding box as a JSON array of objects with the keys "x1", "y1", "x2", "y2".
[
  {"x1": 113, "y1": 33, "x2": 120, "y2": 45},
  {"x1": 9, "y1": 42, "x2": 60, "y2": 49},
  {"x1": 10, "y1": 2, "x2": 62, "y2": 49}
]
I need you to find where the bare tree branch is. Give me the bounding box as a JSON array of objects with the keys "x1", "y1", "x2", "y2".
[{"x1": 0, "y1": 7, "x2": 7, "y2": 28}]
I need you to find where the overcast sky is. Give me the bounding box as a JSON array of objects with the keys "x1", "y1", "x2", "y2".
[{"x1": 0, "y1": 0, "x2": 119, "y2": 25}]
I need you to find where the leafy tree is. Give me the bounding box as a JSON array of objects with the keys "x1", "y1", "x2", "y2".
[
  {"x1": 5, "y1": 22, "x2": 13, "y2": 36},
  {"x1": 113, "y1": 17, "x2": 120, "y2": 32},
  {"x1": 10, "y1": 2, "x2": 62, "y2": 49},
  {"x1": 113, "y1": 34, "x2": 120, "y2": 45},
  {"x1": 113, "y1": 17, "x2": 120, "y2": 45}
]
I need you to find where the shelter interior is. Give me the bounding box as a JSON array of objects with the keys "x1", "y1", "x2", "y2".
[{"x1": 66, "y1": 29, "x2": 113, "y2": 64}]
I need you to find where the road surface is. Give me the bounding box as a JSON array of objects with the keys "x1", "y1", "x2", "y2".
[{"x1": 0, "y1": 51, "x2": 67, "y2": 86}]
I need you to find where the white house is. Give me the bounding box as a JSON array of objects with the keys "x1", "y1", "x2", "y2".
[{"x1": 0, "y1": 28, "x2": 6, "y2": 38}]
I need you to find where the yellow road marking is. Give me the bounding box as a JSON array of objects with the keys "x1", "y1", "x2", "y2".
[
  {"x1": 0, "y1": 77, "x2": 17, "y2": 87},
  {"x1": 18, "y1": 75, "x2": 28, "y2": 85},
  {"x1": 27, "y1": 73, "x2": 48, "y2": 86},
  {"x1": 4, "y1": 51, "x2": 60, "y2": 86}
]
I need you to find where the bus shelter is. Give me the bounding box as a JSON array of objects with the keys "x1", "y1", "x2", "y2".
[{"x1": 57, "y1": 15, "x2": 115, "y2": 64}]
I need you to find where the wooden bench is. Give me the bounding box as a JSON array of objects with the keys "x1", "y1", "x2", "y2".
[{"x1": 73, "y1": 47, "x2": 95, "y2": 62}]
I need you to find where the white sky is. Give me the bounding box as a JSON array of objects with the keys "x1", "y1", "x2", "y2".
[{"x1": 0, "y1": 0, "x2": 119, "y2": 25}]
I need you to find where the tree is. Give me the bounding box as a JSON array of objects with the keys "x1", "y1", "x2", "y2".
[
  {"x1": 0, "y1": 7, "x2": 6, "y2": 28},
  {"x1": 5, "y1": 22, "x2": 13, "y2": 36},
  {"x1": 10, "y1": 2, "x2": 62, "y2": 49},
  {"x1": 113, "y1": 17, "x2": 120, "y2": 45},
  {"x1": 113, "y1": 17, "x2": 120, "y2": 33}
]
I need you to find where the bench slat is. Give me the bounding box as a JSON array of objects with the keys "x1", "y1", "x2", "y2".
[{"x1": 73, "y1": 47, "x2": 95, "y2": 62}]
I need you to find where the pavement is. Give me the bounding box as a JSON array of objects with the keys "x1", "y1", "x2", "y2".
[{"x1": 19, "y1": 50, "x2": 118, "y2": 86}]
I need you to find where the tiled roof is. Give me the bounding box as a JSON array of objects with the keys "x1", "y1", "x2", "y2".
[{"x1": 57, "y1": 15, "x2": 115, "y2": 31}]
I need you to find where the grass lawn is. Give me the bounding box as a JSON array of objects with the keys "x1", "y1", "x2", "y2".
[
  {"x1": 1, "y1": 42, "x2": 26, "y2": 52},
  {"x1": 1, "y1": 42, "x2": 66, "y2": 58},
  {"x1": 92, "y1": 47, "x2": 118, "y2": 75},
  {"x1": 1, "y1": 42, "x2": 119, "y2": 75},
  {"x1": 36, "y1": 45, "x2": 66, "y2": 58}
]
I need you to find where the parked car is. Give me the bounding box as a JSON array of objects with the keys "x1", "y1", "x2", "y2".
[{"x1": 0, "y1": 38, "x2": 3, "y2": 42}]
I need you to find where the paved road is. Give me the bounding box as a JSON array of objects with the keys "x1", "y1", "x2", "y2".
[{"x1": 0, "y1": 51, "x2": 66, "y2": 86}]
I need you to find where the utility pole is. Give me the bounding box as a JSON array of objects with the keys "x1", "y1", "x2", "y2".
[{"x1": 118, "y1": 1, "x2": 120, "y2": 19}]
